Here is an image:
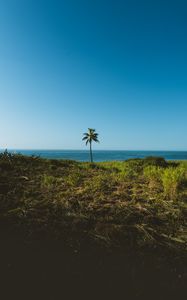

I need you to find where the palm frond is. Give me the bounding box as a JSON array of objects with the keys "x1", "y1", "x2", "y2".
[
  {"x1": 82, "y1": 136, "x2": 88, "y2": 141},
  {"x1": 82, "y1": 128, "x2": 99, "y2": 147}
]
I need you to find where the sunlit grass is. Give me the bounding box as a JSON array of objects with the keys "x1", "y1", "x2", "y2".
[{"x1": 0, "y1": 151, "x2": 187, "y2": 252}]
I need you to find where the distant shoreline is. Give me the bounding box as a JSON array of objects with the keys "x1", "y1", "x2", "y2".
[
  {"x1": 1, "y1": 149, "x2": 187, "y2": 162},
  {"x1": 1, "y1": 149, "x2": 187, "y2": 152}
]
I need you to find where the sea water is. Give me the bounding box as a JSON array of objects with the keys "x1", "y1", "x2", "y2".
[{"x1": 2, "y1": 150, "x2": 187, "y2": 162}]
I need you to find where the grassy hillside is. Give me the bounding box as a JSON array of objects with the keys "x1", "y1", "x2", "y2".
[{"x1": 0, "y1": 151, "x2": 187, "y2": 254}]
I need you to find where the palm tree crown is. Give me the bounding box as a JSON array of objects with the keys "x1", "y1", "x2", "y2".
[{"x1": 82, "y1": 128, "x2": 99, "y2": 162}]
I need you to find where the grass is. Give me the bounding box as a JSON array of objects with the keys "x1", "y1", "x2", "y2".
[{"x1": 0, "y1": 151, "x2": 187, "y2": 254}]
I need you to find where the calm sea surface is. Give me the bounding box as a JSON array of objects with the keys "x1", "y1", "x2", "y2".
[{"x1": 2, "y1": 150, "x2": 187, "y2": 162}]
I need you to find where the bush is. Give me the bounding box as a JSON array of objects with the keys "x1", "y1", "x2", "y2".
[{"x1": 143, "y1": 156, "x2": 168, "y2": 167}]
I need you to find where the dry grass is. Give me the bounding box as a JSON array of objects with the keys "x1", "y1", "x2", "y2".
[{"x1": 0, "y1": 152, "x2": 187, "y2": 253}]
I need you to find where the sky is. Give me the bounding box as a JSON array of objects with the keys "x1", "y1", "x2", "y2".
[{"x1": 0, "y1": 0, "x2": 187, "y2": 150}]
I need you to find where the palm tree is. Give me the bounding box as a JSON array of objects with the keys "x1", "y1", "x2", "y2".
[{"x1": 82, "y1": 128, "x2": 99, "y2": 162}]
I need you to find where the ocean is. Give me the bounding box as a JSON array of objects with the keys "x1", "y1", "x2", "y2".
[{"x1": 2, "y1": 150, "x2": 187, "y2": 162}]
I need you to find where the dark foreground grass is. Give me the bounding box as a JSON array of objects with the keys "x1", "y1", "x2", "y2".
[
  {"x1": 0, "y1": 152, "x2": 187, "y2": 299},
  {"x1": 1, "y1": 152, "x2": 186, "y2": 251}
]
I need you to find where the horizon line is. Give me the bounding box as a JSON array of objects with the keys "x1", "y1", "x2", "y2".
[{"x1": 1, "y1": 148, "x2": 187, "y2": 152}]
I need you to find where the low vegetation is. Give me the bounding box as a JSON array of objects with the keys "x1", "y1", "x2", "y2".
[{"x1": 0, "y1": 151, "x2": 187, "y2": 254}]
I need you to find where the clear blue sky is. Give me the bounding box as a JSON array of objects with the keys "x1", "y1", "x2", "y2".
[{"x1": 0, "y1": 0, "x2": 187, "y2": 150}]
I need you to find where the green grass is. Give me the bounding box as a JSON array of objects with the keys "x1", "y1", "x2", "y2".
[{"x1": 0, "y1": 151, "x2": 187, "y2": 253}]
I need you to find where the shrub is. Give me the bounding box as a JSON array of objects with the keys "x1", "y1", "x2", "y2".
[{"x1": 143, "y1": 156, "x2": 168, "y2": 167}]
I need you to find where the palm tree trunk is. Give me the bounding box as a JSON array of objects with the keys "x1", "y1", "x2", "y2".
[{"x1": 89, "y1": 142, "x2": 93, "y2": 163}]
